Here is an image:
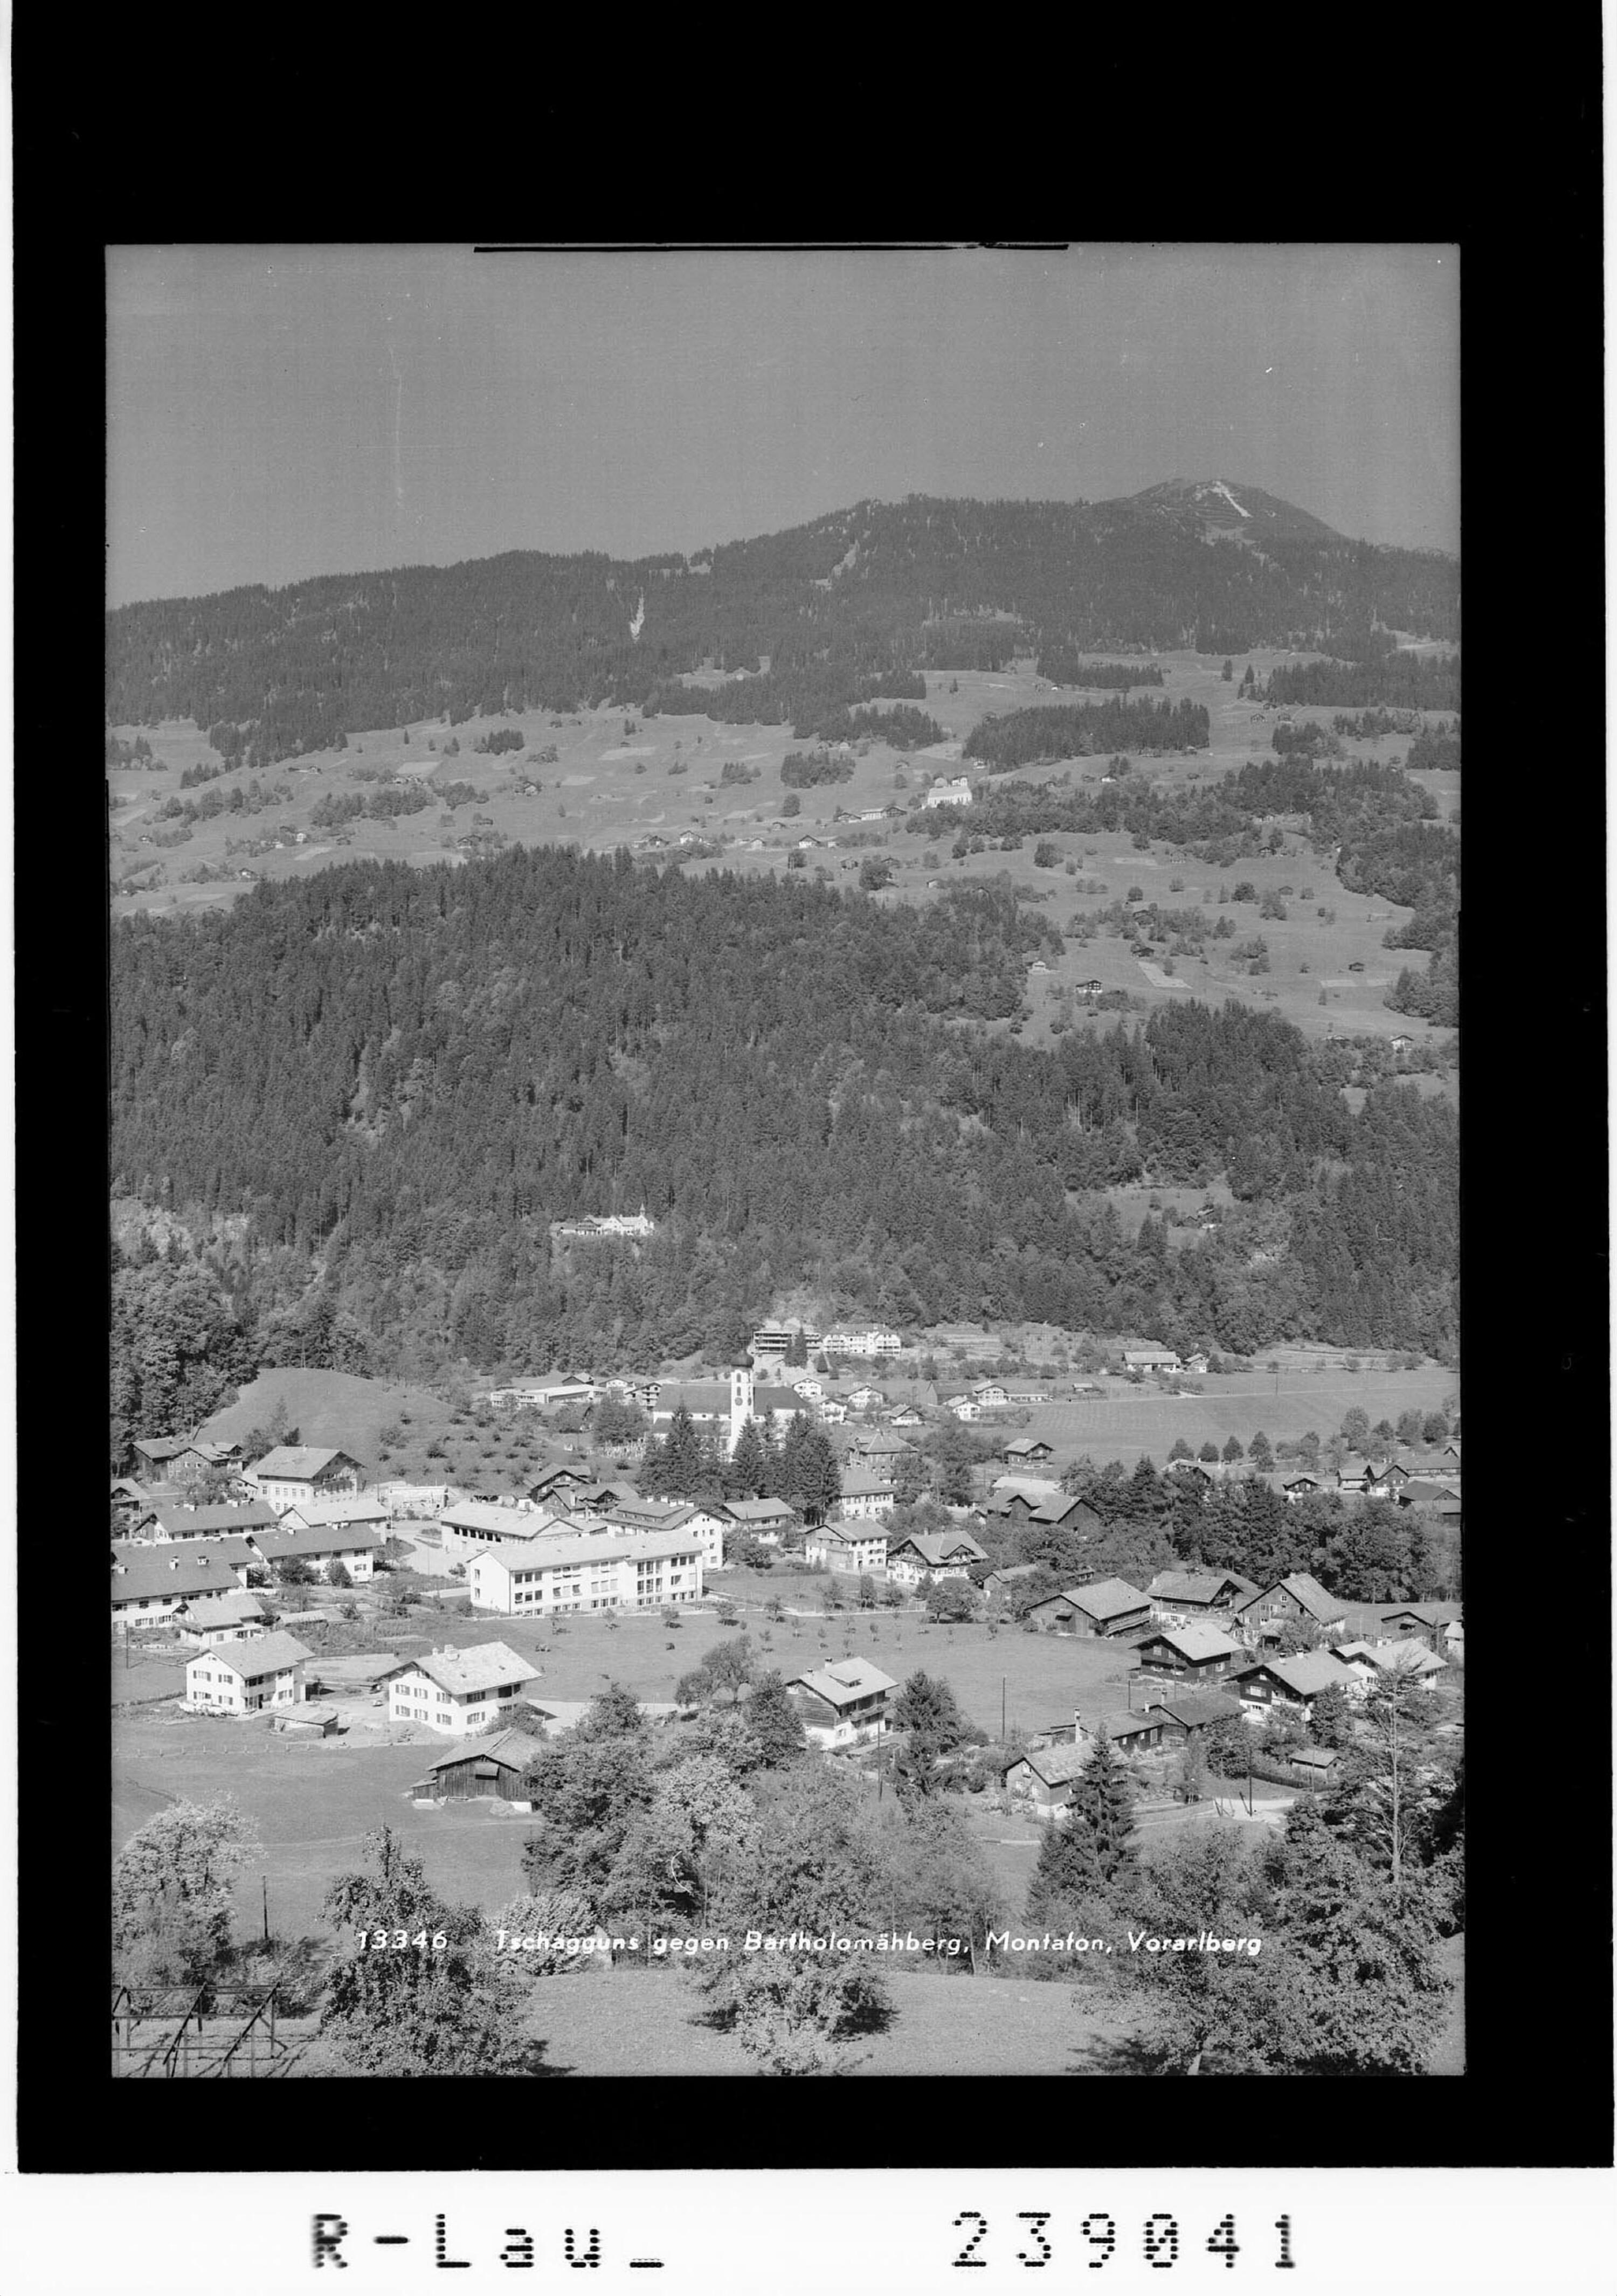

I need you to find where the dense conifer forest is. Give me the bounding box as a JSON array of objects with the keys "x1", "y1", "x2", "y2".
[
  {"x1": 105, "y1": 493, "x2": 1460, "y2": 768},
  {"x1": 109, "y1": 843, "x2": 1457, "y2": 1422}
]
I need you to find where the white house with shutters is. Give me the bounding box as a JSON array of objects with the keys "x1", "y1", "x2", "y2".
[
  {"x1": 184, "y1": 1631, "x2": 312, "y2": 1716},
  {"x1": 379, "y1": 1642, "x2": 541, "y2": 1737}
]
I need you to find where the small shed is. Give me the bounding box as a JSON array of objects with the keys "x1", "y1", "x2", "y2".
[{"x1": 272, "y1": 1704, "x2": 338, "y2": 1739}]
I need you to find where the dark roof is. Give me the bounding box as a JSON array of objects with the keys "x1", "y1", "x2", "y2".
[
  {"x1": 1235, "y1": 1650, "x2": 1358, "y2": 1698},
  {"x1": 1145, "y1": 1571, "x2": 1259, "y2": 1605},
  {"x1": 426, "y1": 1728, "x2": 536, "y2": 1773},
  {"x1": 1149, "y1": 1691, "x2": 1244, "y2": 1730},
  {"x1": 1004, "y1": 1743, "x2": 1088, "y2": 1786}
]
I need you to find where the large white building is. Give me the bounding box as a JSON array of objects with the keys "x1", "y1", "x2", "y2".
[
  {"x1": 465, "y1": 1530, "x2": 704, "y2": 1619},
  {"x1": 923, "y1": 777, "x2": 973, "y2": 807},
  {"x1": 821, "y1": 1330, "x2": 904, "y2": 1357},
  {"x1": 381, "y1": 1642, "x2": 541, "y2": 1737}
]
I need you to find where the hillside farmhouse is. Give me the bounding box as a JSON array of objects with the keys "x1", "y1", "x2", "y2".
[{"x1": 247, "y1": 1447, "x2": 365, "y2": 1513}]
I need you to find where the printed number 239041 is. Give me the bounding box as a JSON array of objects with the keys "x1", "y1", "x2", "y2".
[{"x1": 950, "y1": 2212, "x2": 1296, "y2": 2270}]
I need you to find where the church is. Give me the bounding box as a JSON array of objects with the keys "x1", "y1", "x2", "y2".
[{"x1": 651, "y1": 1365, "x2": 806, "y2": 1456}]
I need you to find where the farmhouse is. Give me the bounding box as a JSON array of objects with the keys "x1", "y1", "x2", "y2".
[
  {"x1": 132, "y1": 1437, "x2": 245, "y2": 1484},
  {"x1": 251, "y1": 1519, "x2": 383, "y2": 1584},
  {"x1": 381, "y1": 1642, "x2": 541, "y2": 1736},
  {"x1": 1026, "y1": 1578, "x2": 1151, "y2": 1638},
  {"x1": 1378, "y1": 1602, "x2": 1463, "y2": 1658},
  {"x1": 803, "y1": 1523, "x2": 888, "y2": 1575},
  {"x1": 1281, "y1": 1474, "x2": 1322, "y2": 1502},
  {"x1": 247, "y1": 1447, "x2": 365, "y2": 1513},
  {"x1": 885, "y1": 1529, "x2": 989, "y2": 1587},
  {"x1": 465, "y1": 1531, "x2": 704, "y2": 1617},
  {"x1": 1001, "y1": 1741, "x2": 1089, "y2": 1818},
  {"x1": 1148, "y1": 1690, "x2": 1245, "y2": 1744},
  {"x1": 1237, "y1": 1574, "x2": 1348, "y2": 1640},
  {"x1": 1144, "y1": 1571, "x2": 1260, "y2": 1621},
  {"x1": 1231, "y1": 1650, "x2": 1359, "y2": 1714},
  {"x1": 787, "y1": 1657, "x2": 896, "y2": 1747},
  {"x1": 1129, "y1": 1622, "x2": 1245, "y2": 1687},
  {"x1": 143, "y1": 1498, "x2": 279, "y2": 1545},
  {"x1": 184, "y1": 1631, "x2": 313, "y2": 1716},
  {"x1": 1095, "y1": 1708, "x2": 1167, "y2": 1755},
  {"x1": 713, "y1": 1496, "x2": 800, "y2": 1545},
  {"x1": 983, "y1": 1561, "x2": 1042, "y2": 1605},
  {"x1": 112, "y1": 1538, "x2": 257, "y2": 1626},
  {"x1": 1003, "y1": 1437, "x2": 1055, "y2": 1465},
  {"x1": 1333, "y1": 1640, "x2": 1448, "y2": 1689},
  {"x1": 1122, "y1": 1347, "x2": 1183, "y2": 1375}
]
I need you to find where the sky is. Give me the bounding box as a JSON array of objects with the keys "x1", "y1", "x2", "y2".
[{"x1": 106, "y1": 245, "x2": 1459, "y2": 606}]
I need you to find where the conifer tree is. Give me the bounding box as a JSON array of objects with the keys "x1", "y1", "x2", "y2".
[
  {"x1": 744, "y1": 1670, "x2": 807, "y2": 1767},
  {"x1": 1067, "y1": 1725, "x2": 1139, "y2": 1886},
  {"x1": 661, "y1": 1405, "x2": 703, "y2": 1497},
  {"x1": 729, "y1": 1415, "x2": 767, "y2": 1498}
]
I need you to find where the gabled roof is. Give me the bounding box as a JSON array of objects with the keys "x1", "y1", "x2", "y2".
[
  {"x1": 252, "y1": 1447, "x2": 362, "y2": 1480},
  {"x1": 839, "y1": 1467, "x2": 896, "y2": 1498},
  {"x1": 382, "y1": 1642, "x2": 541, "y2": 1696},
  {"x1": 191, "y1": 1630, "x2": 312, "y2": 1676},
  {"x1": 281, "y1": 1494, "x2": 390, "y2": 1527},
  {"x1": 1380, "y1": 1601, "x2": 1463, "y2": 1627},
  {"x1": 1136, "y1": 1621, "x2": 1243, "y2": 1662},
  {"x1": 1149, "y1": 1691, "x2": 1244, "y2": 1730},
  {"x1": 600, "y1": 1498, "x2": 709, "y2": 1529},
  {"x1": 1241, "y1": 1573, "x2": 1345, "y2": 1623},
  {"x1": 254, "y1": 1520, "x2": 384, "y2": 1561},
  {"x1": 178, "y1": 1589, "x2": 265, "y2": 1626},
  {"x1": 1335, "y1": 1640, "x2": 1447, "y2": 1677},
  {"x1": 442, "y1": 1500, "x2": 566, "y2": 1542},
  {"x1": 426, "y1": 1728, "x2": 537, "y2": 1772},
  {"x1": 110, "y1": 1540, "x2": 257, "y2": 1601},
  {"x1": 1337, "y1": 1453, "x2": 1372, "y2": 1479},
  {"x1": 790, "y1": 1657, "x2": 896, "y2": 1709},
  {"x1": 1005, "y1": 1742, "x2": 1088, "y2": 1786},
  {"x1": 1235, "y1": 1650, "x2": 1358, "y2": 1698},
  {"x1": 1065, "y1": 1576, "x2": 1150, "y2": 1621},
  {"x1": 151, "y1": 1499, "x2": 279, "y2": 1537},
  {"x1": 1145, "y1": 1571, "x2": 1259, "y2": 1606},
  {"x1": 1004, "y1": 1437, "x2": 1054, "y2": 1456},
  {"x1": 720, "y1": 1497, "x2": 799, "y2": 1523},
  {"x1": 1099, "y1": 1707, "x2": 1163, "y2": 1739},
  {"x1": 890, "y1": 1530, "x2": 988, "y2": 1566}
]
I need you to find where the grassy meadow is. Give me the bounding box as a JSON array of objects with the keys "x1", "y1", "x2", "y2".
[{"x1": 108, "y1": 647, "x2": 1455, "y2": 1058}]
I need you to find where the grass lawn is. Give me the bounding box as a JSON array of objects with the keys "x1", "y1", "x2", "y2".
[{"x1": 356, "y1": 1959, "x2": 1138, "y2": 2079}]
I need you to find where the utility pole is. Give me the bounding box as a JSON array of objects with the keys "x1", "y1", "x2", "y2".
[{"x1": 1001, "y1": 1676, "x2": 1006, "y2": 1741}]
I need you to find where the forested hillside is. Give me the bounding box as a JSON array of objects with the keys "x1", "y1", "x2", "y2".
[
  {"x1": 109, "y1": 845, "x2": 1458, "y2": 1424},
  {"x1": 105, "y1": 491, "x2": 1461, "y2": 768}
]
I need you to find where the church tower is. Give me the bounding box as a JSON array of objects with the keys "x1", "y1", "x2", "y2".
[{"x1": 728, "y1": 1364, "x2": 755, "y2": 1456}]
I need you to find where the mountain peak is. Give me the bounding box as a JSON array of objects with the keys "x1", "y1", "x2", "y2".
[{"x1": 1126, "y1": 478, "x2": 1344, "y2": 543}]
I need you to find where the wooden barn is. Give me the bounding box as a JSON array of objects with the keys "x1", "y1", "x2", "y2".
[{"x1": 423, "y1": 1727, "x2": 537, "y2": 1804}]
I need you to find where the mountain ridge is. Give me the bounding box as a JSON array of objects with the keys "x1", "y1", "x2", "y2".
[{"x1": 106, "y1": 486, "x2": 1460, "y2": 767}]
